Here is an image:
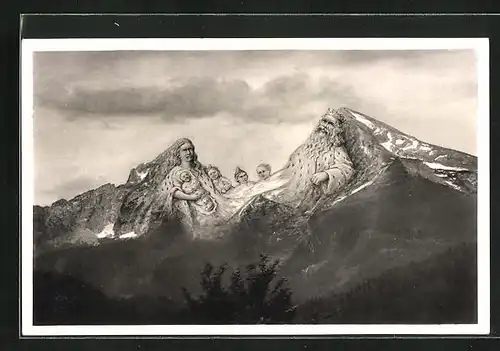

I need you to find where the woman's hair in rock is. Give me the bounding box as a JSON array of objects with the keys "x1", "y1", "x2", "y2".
[{"x1": 161, "y1": 138, "x2": 203, "y2": 171}]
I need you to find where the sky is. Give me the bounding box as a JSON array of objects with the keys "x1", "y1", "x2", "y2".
[{"x1": 33, "y1": 49, "x2": 478, "y2": 205}]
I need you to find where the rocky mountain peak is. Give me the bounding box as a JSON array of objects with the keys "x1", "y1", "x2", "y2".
[{"x1": 33, "y1": 107, "x2": 478, "y2": 250}]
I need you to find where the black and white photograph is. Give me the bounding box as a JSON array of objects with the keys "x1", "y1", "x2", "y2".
[{"x1": 21, "y1": 38, "x2": 490, "y2": 336}]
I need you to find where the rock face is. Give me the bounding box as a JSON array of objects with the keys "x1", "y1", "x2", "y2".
[
  {"x1": 297, "y1": 158, "x2": 477, "y2": 299},
  {"x1": 34, "y1": 183, "x2": 130, "y2": 250},
  {"x1": 33, "y1": 107, "x2": 478, "y2": 250},
  {"x1": 339, "y1": 108, "x2": 477, "y2": 194},
  {"x1": 34, "y1": 157, "x2": 477, "y2": 304},
  {"x1": 126, "y1": 163, "x2": 153, "y2": 185},
  {"x1": 33, "y1": 107, "x2": 479, "y2": 323}
]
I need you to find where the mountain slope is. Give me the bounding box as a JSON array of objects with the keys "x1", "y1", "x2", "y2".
[
  {"x1": 295, "y1": 242, "x2": 477, "y2": 324},
  {"x1": 33, "y1": 107, "x2": 477, "y2": 248},
  {"x1": 33, "y1": 141, "x2": 477, "y2": 303},
  {"x1": 33, "y1": 107, "x2": 478, "y2": 324},
  {"x1": 283, "y1": 159, "x2": 476, "y2": 300},
  {"x1": 338, "y1": 107, "x2": 477, "y2": 195},
  {"x1": 34, "y1": 183, "x2": 131, "y2": 252},
  {"x1": 34, "y1": 161, "x2": 476, "y2": 319}
]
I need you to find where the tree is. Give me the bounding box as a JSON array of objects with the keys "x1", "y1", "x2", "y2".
[{"x1": 182, "y1": 254, "x2": 296, "y2": 323}]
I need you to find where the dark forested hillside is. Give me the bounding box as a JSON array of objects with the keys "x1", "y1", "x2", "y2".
[{"x1": 295, "y1": 242, "x2": 477, "y2": 324}]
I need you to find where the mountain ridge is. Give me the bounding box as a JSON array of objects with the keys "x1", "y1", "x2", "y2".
[
  {"x1": 33, "y1": 107, "x2": 477, "y2": 249},
  {"x1": 33, "y1": 107, "x2": 478, "y2": 323}
]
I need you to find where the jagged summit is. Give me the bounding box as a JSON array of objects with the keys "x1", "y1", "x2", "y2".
[
  {"x1": 340, "y1": 107, "x2": 476, "y2": 167},
  {"x1": 34, "y1": 107, "x2": 478, "y2": 319},
  {"x1": 334, "y1": 108, "x2": 477, "y2": 198},
  {"x1": 33, "y1": 107, "x2": 477, "y2": 249}
]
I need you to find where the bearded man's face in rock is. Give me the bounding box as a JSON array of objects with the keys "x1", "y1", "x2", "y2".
[{"x1": 315, "y1": 117, "x2": 337, "y2": 137}]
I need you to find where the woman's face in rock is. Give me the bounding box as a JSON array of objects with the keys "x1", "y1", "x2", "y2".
[
  {"x1": 179, "y1": 142, "x2": 194, "y2": 162},
  {"x1": 208, "y1": 168, "x2": 220, "y2": 180},
  {"x1": 237, "y1": 172, "x2": 248, "y2": 184}
]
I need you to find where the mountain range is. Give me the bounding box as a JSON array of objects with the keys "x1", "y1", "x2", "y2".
[{"x1": 32, "y1": 107, "x2": 478, "y2": 324}]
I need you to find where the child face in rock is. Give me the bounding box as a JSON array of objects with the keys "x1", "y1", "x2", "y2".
[
  {"x1": 201, "y1": 196, "x2": 215, "y2": 211},
  {"x1": 256, "y1": 165, "x2": 271, "y2": 180},
  {"x1": 179, "y1": 171, "x2": 192, "y2": 183},
  {"x1": 236, "y1": 172, "x2": 248, "y2": 184},
  {"x1": 208, "y1": 168, "x2": 220, "y2": 180}
]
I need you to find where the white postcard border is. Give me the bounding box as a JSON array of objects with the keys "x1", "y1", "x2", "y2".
[{"x1": 21, "y1": 38, "x2": 490, "y2": 336}]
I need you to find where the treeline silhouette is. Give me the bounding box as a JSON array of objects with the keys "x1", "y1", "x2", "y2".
[
  {"x1": 34, "y1": 254, "x2": 295, "y2": 325},
  {"x1": 34, "y1": 243, "x2": 476, "y2": 325},
  {"x1": 182, "y1": 254, "x2": 296, "y2": 324},
  {"x1": 34, "y1": 270, "x2": 182, "y2": 325}
]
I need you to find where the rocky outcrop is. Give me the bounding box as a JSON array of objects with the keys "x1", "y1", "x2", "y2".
[
  {"x1": 33, "y1": 107, "x2": 479, "y2": 311},
  {"x1": 339, "y1": 107, "x2": 477, "y2": 168},
  {"x1": 337, "y1": 108, "x2": 477, "y2": 196},
  {"x1": 33, "y1": 107, "x2": 479, "y2": 249},
  {"x1": 34, "y1": 183, "x2": 129, "y2": 250},
  {"x1": 126, "y1": 162, "x2": 154, "y2": 185},
  {"x1": 33, "y1": 205, "x2": 49, "y2": 249}
]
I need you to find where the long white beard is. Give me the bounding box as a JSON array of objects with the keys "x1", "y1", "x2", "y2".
[
  {"x1": 303, "y1": 130, "x2": 335, "y2": 158},
  {"x1": 281, "y1": 130, "x2": 339, "y2": 196},
  {"x1": 271, "y1": 127, "x2": 352, "y2": 209}
]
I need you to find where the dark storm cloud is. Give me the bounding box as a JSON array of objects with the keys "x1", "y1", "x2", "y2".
[
  {"x1": 163, "y1": 77, "x2": 252, "y2": 117},
  {"x1": 42, "y1": 86, "x2": 168, "y2": 114},
  {"x1": 36, "y1": 77, "x2": 252, "y2": 117},
  {"x1": 33, "y1": 49, "x2": 474, "y2": 125},
  {"x1": 36, "y1": 73, "x2": 359, "y2": 123}
]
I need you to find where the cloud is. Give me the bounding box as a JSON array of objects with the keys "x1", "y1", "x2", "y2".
[
  {"x1": 36, "y1": 73, "x2": 359, "y2": 123},
  {"x1": 33, "y1": 49, "x2": 479, "y2": 204},
  {"x1": 163, "y1": 77, "x2": 251, "y2": 118},
  {"x1": 34, "y1": 49, "x2": 477, "y2": 125}
]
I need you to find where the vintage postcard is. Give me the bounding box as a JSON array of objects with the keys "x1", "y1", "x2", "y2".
[{"x1": 21, "y1": 38, "x2": 490, "y2": 336}]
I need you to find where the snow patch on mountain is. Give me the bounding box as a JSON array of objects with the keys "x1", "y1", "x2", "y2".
[
  {"x1": 350, "y1": 111, "x2": 375, "y2": 129},
  {"x1": 96, "y1": 223, "x2": 115, "y2": 239},
  {"x1": 419, "y1": 144, "x2": 432, "y2": 152},
  {"x1": 381, "y1": 141, "x2": 393, "y2": 151},
  {"x1": 350, "y1": 178, "x2": 378, "y2": 196},
  {"x1": 348, "y1": 109, "x2": 436, "y2": 158},
  {"x1": 119, "y1": 232, "x2": 138, "y2": 239},
  {"x1": 424, "y1": 162, "x2": 469, "y2": 171},
  {"x1": 137, "y1": 170, "x2": 149, "y2": 181},
  {"x1": 445, "y1": 181, "x2": 463, "y2": 191},
  {"x1": 402, "y1": 138, "x2": 419, "y2": 151}
]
